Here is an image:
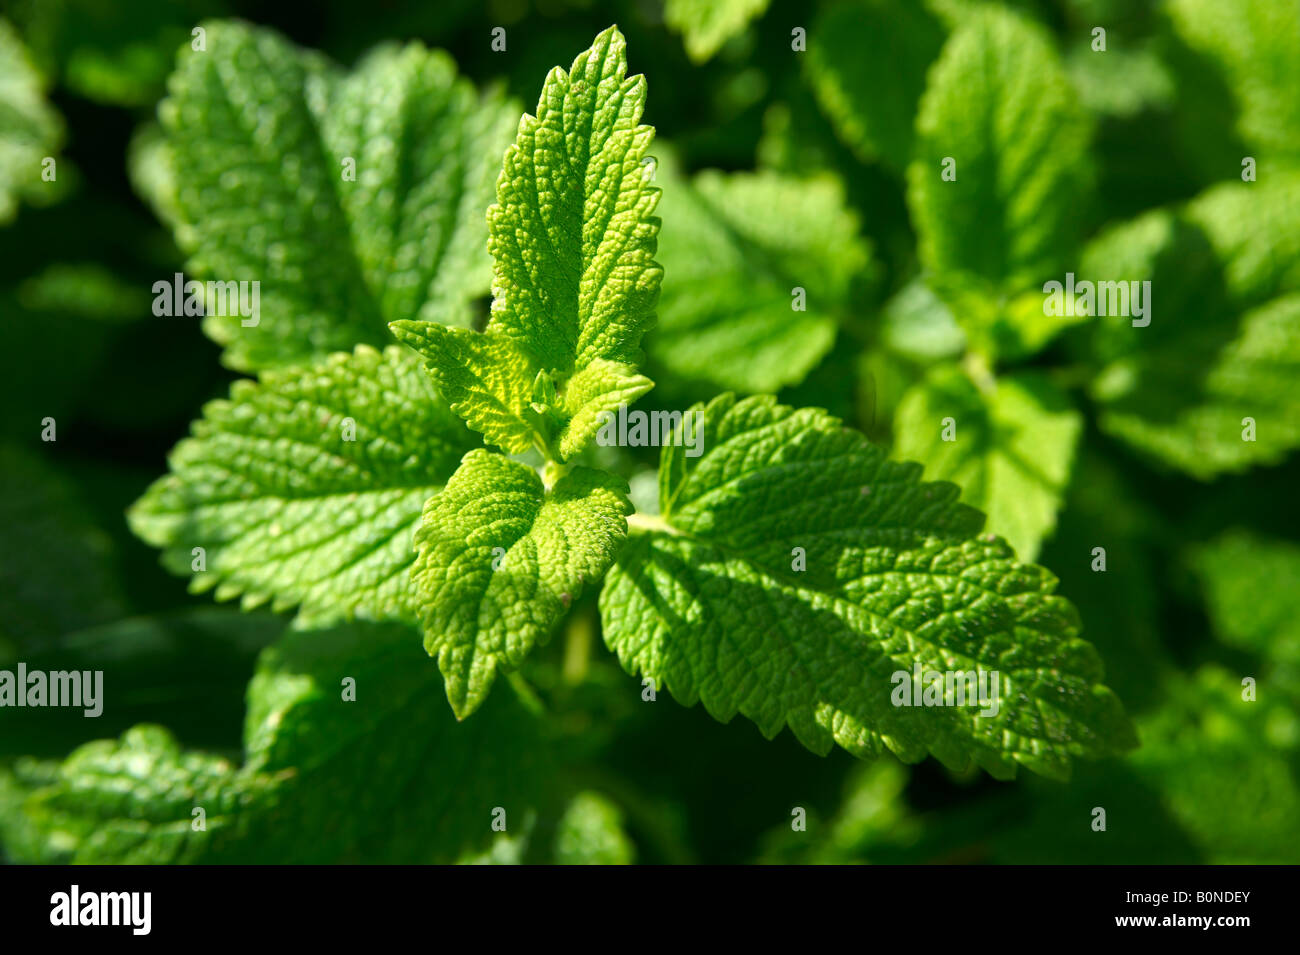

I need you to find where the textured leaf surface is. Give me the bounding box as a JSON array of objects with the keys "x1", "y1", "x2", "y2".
[
  {"x1": 0, "y1": 621, "x2": 550, "y2": 863},
  {"x1": 649, "y1": 167, "x2": 869, "y2": 393},
  {"x1": 160, "y1": 21, "x2": 516, "y2": 370},
  {"x1": 665, "y1": 0, "x2": 772, "y2": 62},
  {"x1": 892, "y1": 367, "x2": 1081, "y2": 561},
  {"x1": 806, "y1": 0, "x2": 945, "y2": 168},
  {"x1": 1084, "y1": 176, "x2": 1300, "y2": 477},
  {"x1": 907, "y1": 7, "x2": 1090, "y2": 294},
  {"x1": 392, "y1": 26, "x2": 662, "y2": 461},
  {"x1": 129, "y1": 345, "x2": 477, "y2": 625},
  {"x1": 412, "y1": 449, "x2": 632, "y2": 717},
  {"x1": 0, "y1": 19, "x2": 64, "y2": 224},
  {"x1": 600, "y1": 393, "x2": 1133, "y2": 780}
]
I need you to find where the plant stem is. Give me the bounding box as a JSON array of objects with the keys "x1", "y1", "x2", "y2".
[
  {"x1": 562, "y1": 609, "x2": 594, "y2": 686},
  {"x1": 505, "y1": 669, "x2": 545, "y2": 715},
  {"x1": 626, "y1": 511, "x2": 677, "y2": 534},
  {"x1": 961, "y1": 349, "x2": 998, "y2": 395}
]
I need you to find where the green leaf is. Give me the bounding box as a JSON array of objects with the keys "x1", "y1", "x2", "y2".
[
  {"x1": 649, "y1": 166, "x2": 870, "y2": 393},
  {"x1": 1122, "y1": 667, "x2": 1300, "y2": 863},
  {"x1": 1166, "y1": 0, "x2": 1300, "y2": 165},
  {"x1": 160, "y1": 20, "x2": 516, "y2": 371},
  {"x1": 1083, "y1": 176, "x2": 1300, "y2": 477},
  {"x1": 1193, "y1": 531, "x2": 1300, "y2": 666},
  {"x1": 553, "y1": 790, "x2": 636, "y2": 864},
  {"x1": 0, "y1": 620, "x2": 551, "y2": 863},
  {"x1": 14, "y1": 0, "x2": 205, "y2": 107},
  {"x1": 601, "y1": 393, "x2": 1133, "y2": 780},
  {"x1": 806, "y1": 0, "x2": 946, "y2": 169},
  {"x1": 127, "y1": 121, "x2": 181, "y2": 230},
  {"x1": 907, "y1": 7, "x2": 1091, "y2": 295},
  {"x1": 879, "y1": 279, "x2": 966, "y2": 363},
  {"x1": 0, "y1": 445, "x2": 125, "y2": 654},
  {"x1": 128, "y1": 345, "x2": 477, "y2": 625},
  {"x1": 993, "y1": 666, "x2": 1300, "y2": 864},
  {"x1": 0, "y1": 725, "x2": 260, "y2": 865},
  {"x1": 1065, "y1": 42, "x2": 1174, "y2": 119},
  {"x1": 17, "y1": 262, "x2": 150, "y2": 323},
  {"x1": 1037, "y1": 449, "x2": 1172, "y2": 713},
  {"x1": 392, "y1": 25, "x2": 662, "y2": 462},
  {"x1": 892, "y1": 366, "x2": 1082, "y2": 561},
  {"x1": 665, "y1": 0, "x2": 772, "y2": 63},
  {"x1": 0, "y1": 18, "x2": 64, "y2": 224},
  {"x1": 411, "y1": 449, "x2": 632, "y2": 717},
  {"x1": 384, "y1": 323, "x2": 545, "y2": 456},
  {"x1": 0, "y1": 609, "x2": 285, "y2": 759}
]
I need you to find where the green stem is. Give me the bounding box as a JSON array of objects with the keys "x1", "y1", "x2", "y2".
[
  {"x1": 541, "y1": 457, "x2": 570, "y2": 491},
  {"x1": 562, "y1": 609, "x2": 594, "y2": 686},
  {"x1": 626, "y1": 512, "x2": 677, "y2": 535},
  {"x1": 505, "y1": 669, "x2": 545, "y2": 715},
  {"x1": 961, "y1": 350, "x2": 997, "y2": 395}
]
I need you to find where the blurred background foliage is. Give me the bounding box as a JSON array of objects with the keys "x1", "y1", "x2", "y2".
[{"x1": 1, "y1": 0, "x2": 1298, "y2": 863}]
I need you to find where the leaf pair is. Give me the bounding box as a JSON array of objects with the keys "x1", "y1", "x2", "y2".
[{"x1": 390, "y1": 26, "x2": 662, "y2": 716}]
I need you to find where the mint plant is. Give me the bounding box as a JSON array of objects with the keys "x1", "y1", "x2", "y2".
[
  {"x1": 6, "y1": 0, "x2": 1300, "y2": 866},
  {"x1": 60, "y1": 7, "x2": 1300, "y2": 866},
  {"x1": 129, "y1": 23, "x2": 1133, "y2": 779}
]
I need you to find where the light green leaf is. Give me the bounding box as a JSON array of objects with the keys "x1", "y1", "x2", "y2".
[
  {"x1": 601, "y1": 393, "x2": 1133, "y2": 780},
  {"x1": 128, "y1": 121, "x2": 181, "y2": 229},
  {"x1": 650, "y1": 167, "x2": 869, "y2": 393},
  {"x1": 806, "y1": 0, "x2": 946, "y2": 168},
  {"x1": 392, "y1": 26, "x2": 662, "y2": 462},
  {"x1": 1065, "y1": 42, "x2": 1174, "y2": 119},
  {"x1": 553, "y1": 791, "x2": 636, "y2": 864},
  {"x1": 0, "y1": 19, "x2": 64, "y2": 224},
  {"x1": 128, "y1": 345, "x2": 477, "y2": 625},
  {"x1": 665, "y1": 0, "x2": 772, "y2": 62},
  {"x1": 1166, "y1": 0, "x2": 1300, "y2": 164},
  {"x1": 907, "y1": 7, "x2": 1091, "y2": 295},
  {"x1": 557, "y1": 358, "x2": 654, "y2": 459},
  {"x1": 879, "y1": 279, "x2": 966, "y2": 363},
  {"x1": 385, "y1": 323, "x2": 544, "y2": 455},
  {"x1": 0, "y1": 620, "x2": 551, "y2": 863},
  {"x1": 892, "y1": 366, "x2": 1081, "y2": 561},
  {"x1": 412, "y1": 449, "x2": 631, "y2": 717},
  {"x1": 160, "y1": 20, "x2": 516, "y2": 371},
  {"x1": 1084, "y1": 176, "x2": 1300, "y2": 477}
]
